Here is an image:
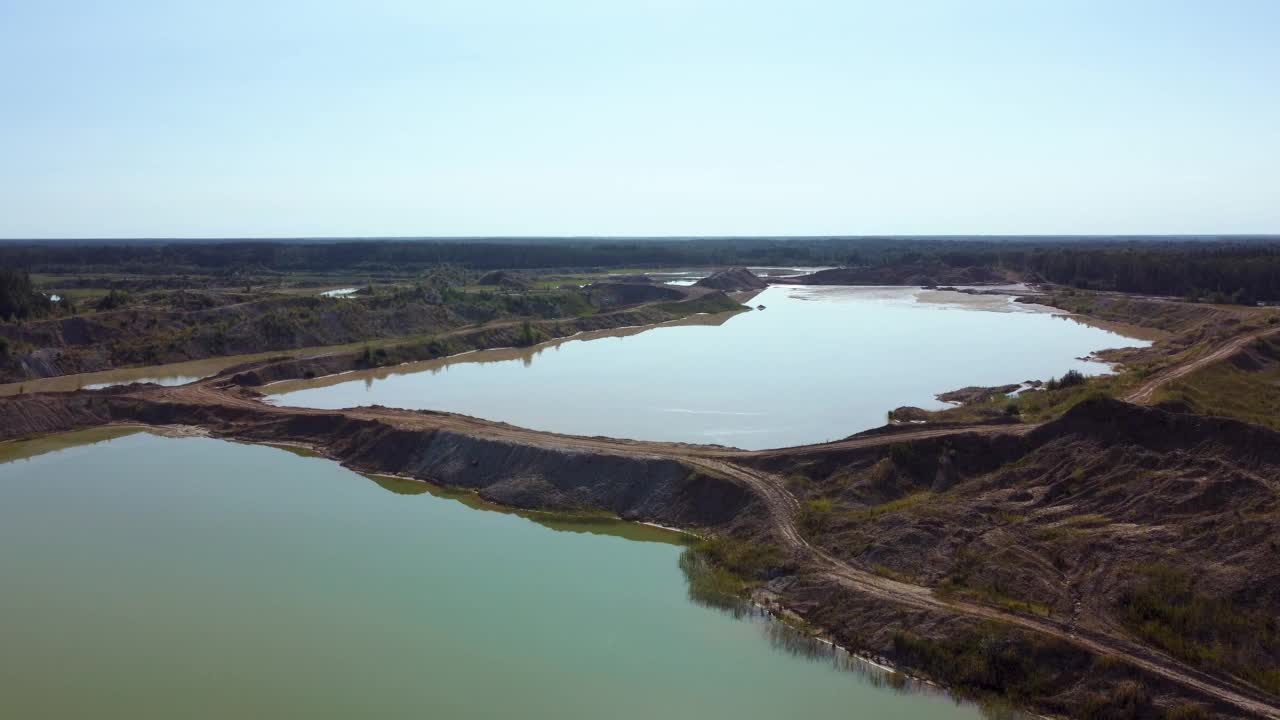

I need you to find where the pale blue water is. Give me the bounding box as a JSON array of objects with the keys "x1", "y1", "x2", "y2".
[{"x1": 270, "y1": 285, "x2": 1146, "y2": 449}]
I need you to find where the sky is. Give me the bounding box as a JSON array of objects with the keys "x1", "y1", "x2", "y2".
[{"x1": 1, "y1": 0, "x2": 1277, "y2": 238}]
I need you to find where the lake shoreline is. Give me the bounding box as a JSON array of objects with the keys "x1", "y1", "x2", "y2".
[{"x1": 2, "y1": 283, "x2": 1273, "y2": 719}]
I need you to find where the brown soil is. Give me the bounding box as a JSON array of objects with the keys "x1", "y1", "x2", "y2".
[
  {"x1": 582, "y1": 281, "x2": 687, "y2": 306},
  {"x1": 475, "y1": 270, "x2": 533, "y2": 290},
  {"x1": 936, "y1": 384, "x2": 1023, "y2": 404},
  {"x1": 3, "y1": 293, "x2": 1279, "y2": 719},
  {"x1": 774, "y1": 265, "x2": 1012, "y2": 287},
  {"x1": 1030, "y1": 290, "x2": 1280, "y2": 369},
  {"x1": 1126, "y1": 326, "x2": 1280, "y2": 405},
  {"x1": 695, "y1": 267, "x2": 769, "y2": 292},
  {"x1": 0, "y1": 281, "x2": 726, "y2": 383}
]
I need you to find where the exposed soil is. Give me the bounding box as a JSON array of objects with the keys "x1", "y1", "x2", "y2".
[
  {"x1": 582, "y1": 281, "x2": 688, "y2": 306},
  {"x1": 3, "y1": 288, "x2": 1279, "y2": 719},
  {"x1": 937, "y1": 384, "x2": 1023, "y2": 404},
  {"x1": 1126, "y1": 326, "x2": 1280, "y2": 405},
  {"x1": 695, "y1": 267, "x2": 769, "y2": 292},
  {"x1": 774, "y1": 265, "x2": 1012, "y2": 287},
  {"x1": 475, "y1": 270, "x2": 533, "y2": 290},
  {"x1": 0, "y1": 281, "x2": 724, "y2": 382}
]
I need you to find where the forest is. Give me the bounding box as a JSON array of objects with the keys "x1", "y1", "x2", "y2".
[
  {"x1": 2, "y1": 237, "x2": 1279, "y2": 313},
  {"x1": 0, "y1": 268, "x2": 53, "y2": 322}
]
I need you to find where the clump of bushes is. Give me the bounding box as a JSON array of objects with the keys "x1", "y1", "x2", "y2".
[
  {"x1": 95, "y1": 289, "x2": 131, "y2": 311},
  {"x1": 1076, "y1": 679, "x2": 1150, "y2": 719},
  {"x1": 358, "y1": 345, "x2": 389, "y2": 368},
  {"x1": 800, "y1": 498, "x2": 835, "y2": 534},
  {"x1": 0, "y1": 268, "x2": 53, "y2": 321},
  {"x1": 889, "y1": 625, "x2": 1072, "y2": 703},
  {"x1": 516, "y1": 319, "x2": 542, "y2": 347},
  {"x1": 1045, "y1": 369, "x2": 1087, "y2": 391},
  {"x1": 677, "y1": 536, "x2": 783, "y2": 610}
]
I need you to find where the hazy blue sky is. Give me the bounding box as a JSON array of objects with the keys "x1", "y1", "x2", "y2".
[{"x1": 1, "y1": 1, "x2": 1276, "y2": 237}]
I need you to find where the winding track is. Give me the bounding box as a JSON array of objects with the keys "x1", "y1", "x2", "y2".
[
  {"x1": 679, "y1": 458, "x2": 1280, "y2": 719},
  {"x1": 1124, "y1": 325, "x2": 1280, "y2": 405},
  {"x1": 28, "y1": 318, "x2": 1280, "y2": 717},
  {"x1": 134, "y1": 352, "x2": 1280, "y2": 717}
]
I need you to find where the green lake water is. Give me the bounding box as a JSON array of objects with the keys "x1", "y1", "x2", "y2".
[{"x1": 0, "y1": 431, "x2": 985, "y2": 719}]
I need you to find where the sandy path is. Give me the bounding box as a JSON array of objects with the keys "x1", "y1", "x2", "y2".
[
  {"x1": 142, "y1": 377, "x2": 1280, "y2": 716},
  {"x1": 681, "y1": 455, "x2": 1280, "y2": 719},
  {"x1": 1125, "y1": 326, "x2": 1280, "y2": 405},
  {"x1": 28, "y1": 302, "x2": 1280, "y2": 717}
]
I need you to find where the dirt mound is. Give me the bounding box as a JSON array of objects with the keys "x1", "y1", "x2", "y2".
[
  {"x1": 0, "y1": 390, "x2": 117, "y2": 436},
  {"x1": 583, "y1": 282, "x2": 686, "y2": 308},
  {"x1": 694, "y1": 267, "x2": 768, "y2": 292},
  {"x1": 936, "y1": 384, "x2": 1021, "y2": 404},
  {"x1": 476, "y1": 270, "x2": 532, "y2": 290},
  {"x1": 1229, "y1": 335, "x2": 1280, "y2": 372},
  {"x1": 888, "y1": 406, "x2": 930, "y2": 422},
  {"x1": 333, "y1": 427, "x2": 757, "y2": 526},
  {"x1": 756, "y1": 397, "x2": 1280, "y2": 716},
  {"x1": 4, "y1": 342, "x2": 1277, "y2": 717}
]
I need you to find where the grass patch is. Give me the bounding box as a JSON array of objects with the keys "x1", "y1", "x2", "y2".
[
  {"x1": 1061, "y1": 513, "x2": 1110, "y2": 528},
  {"x1": 847, "y1": 491, "x2": 934, "y2": 521},
  {"x1": 938, "y1": 581, "x2": 1054, "y2": 618},
  {"x1": 914, "y1": 373, "x2": 1126, "y2": 426},
  {"x1": 1117, "y1": 564, "x2": 1280, "y2": 694},
  {"x1": 678, "y1": 536, "x2": 783, "y2": 610},
  {"x1": 800, "y1": 497, "x2": 836, "y2": 535},
  {"x1": 1155, "y1": 337, "x2": 1280, "y2": 430},
  {"x1": 872, "y1": 564, "x2": 913, "y2": 583},
  {"x1": 889, "y1": 624, "x2": 1074, "y2": 704},
  {"x1": 938, "y1": 549, "x2": 1054, "y2": 617}
]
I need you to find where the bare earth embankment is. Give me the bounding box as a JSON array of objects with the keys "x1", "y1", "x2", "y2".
[{"x1": 3, "y1": 281, "x2": 1280, "y2": 719}]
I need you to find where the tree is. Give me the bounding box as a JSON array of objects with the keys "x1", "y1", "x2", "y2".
[{"x1": 0, "y1": 267, "x2": 52, "y2": 321}]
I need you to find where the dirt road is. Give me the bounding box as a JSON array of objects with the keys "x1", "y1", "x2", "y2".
[
  {"x1": 681, "y1": 454, "x2": 1280, "y2": 719},
  {"x1": 9, "y1": 308, "x2": 1279, "y2": 717},
  {"x1": 136, "y1": 374, "x2": 1280, "y2": 717},
  {"x1": 1125, "y1": 326, "x2": 1280, "y2": 405}
]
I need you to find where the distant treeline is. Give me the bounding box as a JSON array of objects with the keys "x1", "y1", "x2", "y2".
[
  {"x1": 1019, "y1": 246, "x2": 1280, "y2": 304},
  {"x1": 3, "y1": 237, "x2": 1280, "y2": 302}
]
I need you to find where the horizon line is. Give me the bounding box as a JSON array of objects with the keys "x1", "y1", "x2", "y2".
[{"x1": 3, "y1": 233, "x2": 1280, "y2": 243}]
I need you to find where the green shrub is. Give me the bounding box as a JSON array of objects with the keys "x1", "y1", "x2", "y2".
[
  {"x1": 848, "y1": 491, "x2": 933, "y2": 521},
  {"x1": 678, "y1": 536, "x2": 783, "y2": 611},
  {"x1": 801, "y1": 498, "x2": 835, "y2": 534},
  {"x1": 1117, "y1": 564, "x2": 1279, "y2": 692},
  {"x1": 0, "y1": 268, "x2": 53, "y2": 321},
  {"x1": 1045, "y1": 369, "x2": 1087, "y2": 391},
  {"x1": 889, "y1": 625, "x2": 1069, "y2": 702},
  {"x1": 517, "y1": 319, "x2": 541, "y2": 347},
  {"x1": 94, "y1": 288, "x2": 131, "y2": 311}
]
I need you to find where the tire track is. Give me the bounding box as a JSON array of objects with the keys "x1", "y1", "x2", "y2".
[
  {"x1": 1125, "y1": 326, "x2": 1280, "y2": 405},
  {"x1": 119, "y1": 329, "x2": 1280, "y2": 717},
  {"x1": 681, "y1": 456, "x2": 1280, "y2": 719}
]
